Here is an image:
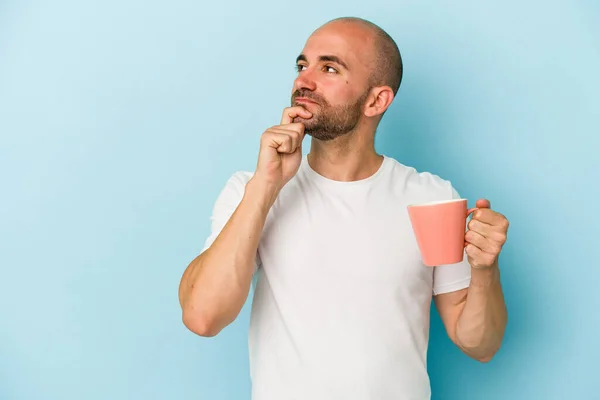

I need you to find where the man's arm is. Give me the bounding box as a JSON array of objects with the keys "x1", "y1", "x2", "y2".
[
  {"x1": 178, "y1": 106, "x2": 312, "y2": 337},
  {"x1": 434, "y1": 263, "x2": 508, "y2": 362},
  {"x1": 178, "y1": 178, "x2": 278, "y2": 337},
  {"x1": 434, "y1": 198, "x2": 509, "y2": 362}
]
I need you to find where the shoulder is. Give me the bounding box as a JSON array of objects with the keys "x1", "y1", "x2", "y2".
[
  {"x1": 224, "y1": 170, "x2": 254, "y2": 189},
  {"x1": 213, "y1": 170, "x2": 255, "y2": 204},
  {"x1": 384, "y1": 156, "x2": 458, "y2": 200}
]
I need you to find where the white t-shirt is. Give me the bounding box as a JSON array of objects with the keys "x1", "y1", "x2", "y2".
[{"x1": 202, "y1": 155, "x2": 471, "y2": 400}]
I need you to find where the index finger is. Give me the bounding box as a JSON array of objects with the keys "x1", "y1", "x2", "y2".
[{"x1": 281, "y1": 106, "x2": 312, "y2": 124}]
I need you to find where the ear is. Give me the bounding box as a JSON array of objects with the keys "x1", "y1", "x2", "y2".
[{"x1": 364, "y1": 86, "x2": 395, "y2": 117}]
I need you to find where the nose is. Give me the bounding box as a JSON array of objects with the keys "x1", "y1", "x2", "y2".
[{"x1": 293, "y1": 69, "x2": 317, "y2": 92}]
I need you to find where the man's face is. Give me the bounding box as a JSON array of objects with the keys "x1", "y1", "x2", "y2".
[{"x1": 291, "y1": 23, "x2": 374, "y2": 141}]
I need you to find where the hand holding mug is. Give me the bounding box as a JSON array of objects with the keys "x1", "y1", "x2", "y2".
[
  {"x1": 407, "y1": 198, "x2": 509, "y2": 267},
  {"x1": 464, "y1": 199, "x2": 509, "y2": 269}
]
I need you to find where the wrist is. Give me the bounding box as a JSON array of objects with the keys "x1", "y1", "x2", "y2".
[
  {"x1": 470, "y1": 262, "x2": 500, "y2": 288},
  {"x1": 245, "y1": 176, "x2": 281, "y2": 210}
]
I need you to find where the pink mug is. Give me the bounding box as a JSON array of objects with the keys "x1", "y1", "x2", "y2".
[{"x1": 407, "y1": 199, "x2": 476, "y2": 267}]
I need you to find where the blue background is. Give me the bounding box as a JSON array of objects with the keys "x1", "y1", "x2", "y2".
[{"x1": 1, "y1": 1, "x2": 598, "y2": 399}]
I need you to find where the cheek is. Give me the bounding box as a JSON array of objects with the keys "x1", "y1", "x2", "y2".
[{"x1": 319, "y1": 81, "x2": 356, "y2": 106}]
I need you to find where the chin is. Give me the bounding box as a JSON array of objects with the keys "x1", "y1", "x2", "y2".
[{"x1": 305, "y1": 130, "x2": 337, "y2": 141}]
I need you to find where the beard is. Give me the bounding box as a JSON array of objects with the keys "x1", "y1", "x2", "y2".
[{"x1": 290, "y1": 89, "x2": 368, "y2": 141}]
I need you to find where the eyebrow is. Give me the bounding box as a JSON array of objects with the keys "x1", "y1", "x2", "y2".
[{"x1": 296, "y1": 54, "x2": 349, "y2": 71}]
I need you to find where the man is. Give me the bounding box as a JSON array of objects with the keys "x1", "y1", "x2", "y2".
[{"x1": 179, "y1": 17, "x2": 509, "y2": 400}]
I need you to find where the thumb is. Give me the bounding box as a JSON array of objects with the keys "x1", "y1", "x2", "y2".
[{"x1": 476, "y1": 198, "x2": 491, "y2": 209}]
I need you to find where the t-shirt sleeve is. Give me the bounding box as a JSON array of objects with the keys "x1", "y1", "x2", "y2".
[
  {"x1": 432, "y1": 185, "x2": 472, "y2": 295},
  {"x1": 201, "y1": 171, "x2": 261, "y2": 273}
]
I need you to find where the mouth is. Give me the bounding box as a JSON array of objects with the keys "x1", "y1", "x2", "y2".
[{"x1": 294, "y1": 97, "x2": 319, "y2": 105}]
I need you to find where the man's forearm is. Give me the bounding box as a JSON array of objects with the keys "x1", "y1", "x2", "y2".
[
  {"x1": 179, "y1": 177, "x2": 279, "y2": 336},
  {"x1": 455, "y1": 263, "x2": 508, "y2": 361}
]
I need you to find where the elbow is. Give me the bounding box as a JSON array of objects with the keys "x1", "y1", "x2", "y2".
[
  {"x1": 462, "y1": 348, "x2": 496, "y2": 364},
  {"x1": 476, "y1": 354, "x2": 494, "y2": 363},
  {"x1": 182, "y1": 309, "x2": 223, "y2": 338},
  {"x1": 456, "y1": 336, "x2": 501, "y2": 363},
  {"x1": 470, "y1": 346, "x2": 501, "y2": 363}
]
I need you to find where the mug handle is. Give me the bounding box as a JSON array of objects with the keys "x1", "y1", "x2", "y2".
[{"x1": 464, "y1": 207, "x2": 478, "y2": 248}]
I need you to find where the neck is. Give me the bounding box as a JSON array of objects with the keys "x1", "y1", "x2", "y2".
[{"x1": 307, "y1": 128, "x2": 383, "y2": 182}]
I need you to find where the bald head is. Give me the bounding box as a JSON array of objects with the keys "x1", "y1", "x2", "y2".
[
  {"x1": 318, "y1": 17, "x2": 403, "y2": 95},
  {"x1": 290, "y1": 17, "x2": 402, "y2": 139}
]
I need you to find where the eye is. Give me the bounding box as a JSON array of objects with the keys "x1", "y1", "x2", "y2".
[
  {"x1": 324, "y1": 65, "x2": 338, "y2": 73},
  {"x1": 296, "y1": 64, "x2": 307, "y2": 72}
]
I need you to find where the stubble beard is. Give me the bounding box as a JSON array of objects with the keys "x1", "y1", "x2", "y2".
[{"x1": 291, "y1": 90, "x2": 368, "y2": 141}]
